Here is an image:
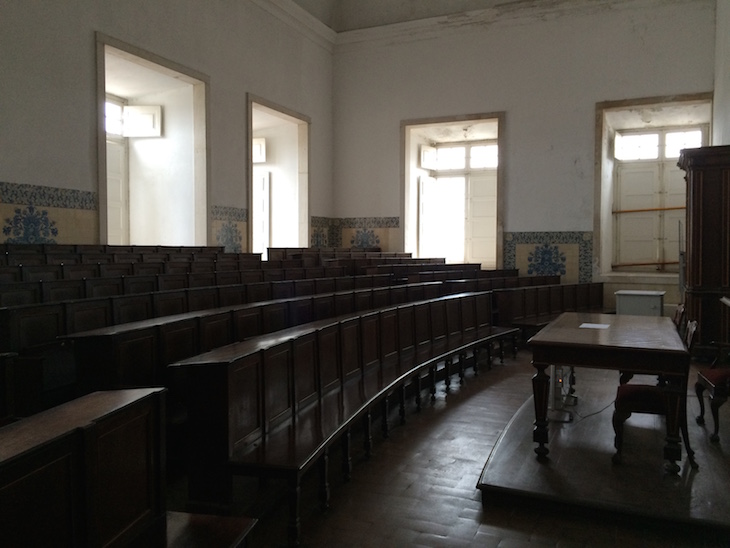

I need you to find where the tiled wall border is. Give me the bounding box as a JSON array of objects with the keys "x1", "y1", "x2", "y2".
[
  {"x1": 504, "y1": 231, "x2": 593, "y2": 283},
  {"x1": 210, "y1": 205, "x2": 247, "y2": 223},
  {"x1": 0, "y1": 181, "x2": 97, "y2": 210}
]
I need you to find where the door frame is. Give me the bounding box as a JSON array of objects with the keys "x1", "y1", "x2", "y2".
[
  {"x1": 96, "y1": 32, "x2": 210, "y2": 245},
  {"x1": 247, "y1": 94, "x2": 311, "y2": 253},
  {"x1": 402, "y1": 112, "x2": 505, "y2": 265}
]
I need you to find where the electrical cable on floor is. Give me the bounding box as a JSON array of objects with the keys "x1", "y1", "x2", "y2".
[{"x1": 569, "y1": 397, "x2": 616, "y2": 422}]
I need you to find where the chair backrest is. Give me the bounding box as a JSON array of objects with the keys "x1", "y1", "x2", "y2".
[
  {"x1": 684, "y1": 319, "x2": 698, "y2": 351},
  {"x1": 673, "y1": 303, "x2": 686, "y2": 332}
]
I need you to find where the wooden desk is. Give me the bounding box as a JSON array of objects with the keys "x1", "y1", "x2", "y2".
[{"x1": 528, "y1": 312, "x2": 690, "y2": 471}]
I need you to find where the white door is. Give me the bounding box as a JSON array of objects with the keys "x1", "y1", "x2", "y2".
[
  {"x1": 419, "y1": 176, "x2": 465, "y2": 263},
  {"x1": 106, "y1": 139, "x2": 129, "y2": 245},
  {"x1": 252, "y1": 170, "x2": 271, "y2": 259},
  {"x1": 465, "y1": 172, "x2": 497, "y2": 268}
]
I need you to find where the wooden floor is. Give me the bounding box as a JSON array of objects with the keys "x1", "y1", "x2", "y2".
[{"x1": 167, "y1": 349, "x2": 730, "y2": 547}]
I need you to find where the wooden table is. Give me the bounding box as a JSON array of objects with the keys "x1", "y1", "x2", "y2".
[{"x1": 528, "y1": 312, "x2": 690, "y2": 471}]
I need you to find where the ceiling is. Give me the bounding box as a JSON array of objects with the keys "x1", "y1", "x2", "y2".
[{"x1": 291, "y1": 0, "x2": 579, "y2": 32}]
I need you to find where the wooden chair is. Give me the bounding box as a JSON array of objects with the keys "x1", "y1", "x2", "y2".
[
  {"x1": 695, "y1": 364, "x2": 730, "y2": 443},
  {"x1": 694, "y1": 296, "x2": 730, "y2": 442},
  {"x1": 612, "y1": 320, "x2": 698, "y2": 468}
]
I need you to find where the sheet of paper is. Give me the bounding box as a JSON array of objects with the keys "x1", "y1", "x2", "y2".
[{"x1": 579, "y1": 323, "x2": 610, "y2": 329}]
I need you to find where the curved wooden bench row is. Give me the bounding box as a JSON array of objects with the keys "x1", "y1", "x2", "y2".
[
  {"x1": 493, "y1": 282, "x2": 605, "y2": 339},
  {"x1": 5, "y1": 279, "x2": 501, "y2": 417},
  {"x1": 0, "y1": 273, "x2": 399, "y2": 354},
  {"x1": 171, "y1": 290, "x2": 518, "y2": 546},
  {"x1": 0, "y1": 247, "x2": 254, "y2": 268},
  {"x1": 0, "y1": 265, "x2": 357, "y2": 305},
  {"x1": 1, "y1": 243, "x2": 225, "y2": 255},
  {"x1": 63, "y1": 281, "x2": 453, "y2": 396}
]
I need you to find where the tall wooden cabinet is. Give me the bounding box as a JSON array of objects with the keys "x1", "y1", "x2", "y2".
[{"x1": 678, "y1": 145, "x2": 730, "y2": 350}]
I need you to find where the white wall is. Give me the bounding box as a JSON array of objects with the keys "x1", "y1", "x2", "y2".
[
  {"x1": 714, "y1": 0, "x2": 730, "y2": 145},
  {"x1": 0, "y1": 0, "x2": 335, "y2": 224},
  {"x1": 332, "y1": 0, "x2": 716, "y2": 236},
  {"x1": 129, "y1": 86, "x2": 195, "y2": 245}
]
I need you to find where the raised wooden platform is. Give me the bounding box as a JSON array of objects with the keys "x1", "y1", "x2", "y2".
[{"x1": 477, "y1": 367, "x2": 730, "y2": 532}]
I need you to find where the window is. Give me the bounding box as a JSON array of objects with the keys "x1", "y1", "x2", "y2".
[
  {"x1": 418, "y1": 140, "x2": 498, "y2": 265},
  {"x1": 105, "y1": 101, "x2": 124, "y2": 136},
  {"x1": 613, "y1": 128, "x2": 706, "y2": 272}
]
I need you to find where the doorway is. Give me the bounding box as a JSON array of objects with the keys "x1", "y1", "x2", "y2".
[
  {"x1": 249, "y1": 97, "x2": 310, "y2": 259},
  {"x1": 404, "y1": 115, "x2": 503, "y2": 267},
  {"x1": 98, "y1": 36, "x2": 208, "y2": 246}
]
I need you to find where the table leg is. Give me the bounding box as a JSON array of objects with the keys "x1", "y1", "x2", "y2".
[
  {"x1": 532, "y1": 361, "x2": 550, "y2": 460},
  {"x1": 663, "y1": 381, "x2": 684, "y2": 473}
]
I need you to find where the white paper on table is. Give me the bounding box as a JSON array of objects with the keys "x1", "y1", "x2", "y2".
[{"x1": 579, "y1": 323, "x2": 610, "y2": 329}]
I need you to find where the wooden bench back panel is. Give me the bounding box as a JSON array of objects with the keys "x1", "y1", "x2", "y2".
[
  {"x1": 263, "y1": 343, "x2": 294, "y2": 434},
  {"x1": 246, "y1": 282, "x2": 272, "y2": 304},
  {"x1": 334, "y1": 292, "x2": 355, "y2": 316},
  {"x1": 562, "y1": 285, "x2": 577, "y2": 311},
  {"x1": 430, "y1": 299, "x2": 448, "y2": 355},
  {"x1": 126, "y1": 278, "x2": 162, "y2": 304},
  {"x1": 272, "y1": 280, "x2": 295, "y2": 300},
  {"x1": 445, "y1": 297, "x2": 463, "y2": 349},
  {"x1": 229, "y1": 352, "x2": 264, "y2": 458},
  {"x1": 354, "y1": 289, "x2": 373, "y2": 312},
  {"x1": 340, "y1": 318, "x2": 361, "y2": 383},
  {"x1": 379, "y1": 308, "x2": 400, "y2": 382},
  {"x1": 157, "y1": 272, "x2": 187, "y2": 290},
  {"x1": 0, "y1": 281, "x2": 41, "y2": 306},
  {"x1": 85, "y1": 277, "x2": 123, "y2": 298},
  {"x1": 218, "y1": 285, "x2": 246, "y2": 306},
  {"x1": 188, "y1": 271, "x2": 217, "y2": 287},
  {"x1": 461, "y1": 294, "x2": 478, "y2": 342},
  {"x1": 294, "y1": 279, "x2": 315, "y2": 297},
  {"x1": 159, "y1": 318, "x2": 199, "y2": 365},
  {"x1": 549, "y1": 285, "x2": 563, "y2": 316},
  {"x1": 414, "y1": 302, "x2": 432, "y2": 361},
  {"x1": 187, "y1": 286, "x2": 219, "y2": 311},
  {"x1": 360, "y1": 312, "x2": 381, "y2": 398},
  {"x1": 65, "y1": 298, "x2": 113, "y2": 334},
  {"x1": 340, "y1": 317, "x2": 364, "y2": 418},
  {"x1": 317, "y1": 324, "x2": 340, "y2": 396},
  {"x1": 289, "y1": 298, "x2": 314, "y2": 326},
  {"x1": 153, "y1": 289, "x2": 188, "y2": 317},
  {"x1": 315, "y1": 277, "x2": 336, "y2": 294},
  {"x1": 262, "y1": 302, "x2": 289, "y2": 334},
  {"x1": 292, "y1": 333, "x2": 318, "y2": 412},
  {"x1": 397, "y1": 305, "x2": 416, "y2": 368},
  {"x1": 112, "y1": 294, "x2": 153, "y2": 324},
  {"x1": 199, "y1": 312, "x2": 235, "y2": 353},
  {"x1": 523, "y1": 287, "x2": 538, "y2": 320}
]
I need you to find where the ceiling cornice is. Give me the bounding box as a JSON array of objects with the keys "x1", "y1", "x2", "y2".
[{"x1": 250, "y1": 0, "x2": 337, "y2": 52}]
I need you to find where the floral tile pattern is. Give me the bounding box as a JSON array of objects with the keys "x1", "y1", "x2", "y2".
[
  {"x1": 2, "y1": 204, "x2": 59, "y2": 244},
  {"x1": 350, "y1": 228, "x2": 380, "y2": 248},
  {"x1": 311, "y1": 216, "x2": 399, "y2": 249},
  {"x1": 215, "y1": 220, "x2": 243, "y2": 253},
  {"x1": 505, "y1": 231, "x2": 592, "y2": 283},
  {"x1": 211, "y1": 205, "x2": 247, "y2": 253},
  {"x1": 310, "y1": 226, "x2": 328, "y2": 247},
  {"x1": 527, "y1": 243, "x2": 567, "y2": 276}
]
